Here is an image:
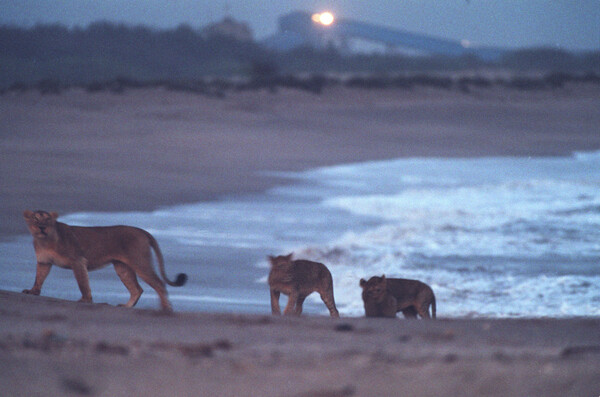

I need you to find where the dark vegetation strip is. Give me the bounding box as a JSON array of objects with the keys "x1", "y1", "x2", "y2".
[
  {"x1": 1, "y1": 22, "x2": 598, "y2": 94},
  {"x1": 2, "y1": 71, "x2": 599, "y2": 97}
]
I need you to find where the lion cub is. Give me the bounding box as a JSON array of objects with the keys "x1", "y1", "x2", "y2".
[
  {"x1": 23, "y1": 210, "x2": 187, "y2": 311},
  {"x1": 360, "y1": 275, "x2": 436, "y2": 319},
  {"x1": 268, "y1": 253, "x2": 339, "y2": 318}
]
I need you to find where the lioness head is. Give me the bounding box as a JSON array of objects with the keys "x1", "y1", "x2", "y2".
[
  {"x1": 360, "y1": 275, "x2": 388, "y2": 303},
  {"x1": 24, "y1": 210, "x2": 58, "y2": 239},
  {"x1": 268, "y1": 253, "x2": 294, "y2": 267}
]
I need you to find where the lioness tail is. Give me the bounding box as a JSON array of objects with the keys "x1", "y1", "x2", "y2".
[{"x1": 147, "y1": 231, "x2": 187, "y2": 287}]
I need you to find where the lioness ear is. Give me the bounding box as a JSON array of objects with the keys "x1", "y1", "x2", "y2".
[
  {"x1": 359, "y1": 278, "x2": 366, "y2": 288},
  {"x1": 23, "y1": 210, "x2": 34, "y2": 219},
  {"x1": 286, "y1": 253, "x2": 293, "y2": 260},
  {"x1": 381, "y1": 274, "x2": 386, "y2": 280},
  {"x1": 50, "y1": 212, "x2": 58, "y2": 220},
  {"x1": 267, "y1": 256, "x2": 275, "y2": 265}
]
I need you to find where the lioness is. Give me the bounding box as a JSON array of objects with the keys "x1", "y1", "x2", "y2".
[
  {"x1": 268, "y1": 253, "x2": 339, "y2": 318},
  {"x1": 360, "y1": 275, "x2": 436, "y2": 319},
  {"x1": 23, "y1": 210, "x2": 187, "y2": 311}
]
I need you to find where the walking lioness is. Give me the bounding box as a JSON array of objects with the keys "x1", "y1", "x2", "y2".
[
  {"x1": 360, "y1": 275, "x2": 436, "y2": 319},
  {"x1": 23, "y1": 210, "x2": 187, "y2": 311},
  {"x1": 268, "y1": 253, "x2": 339, "y2": 318}
]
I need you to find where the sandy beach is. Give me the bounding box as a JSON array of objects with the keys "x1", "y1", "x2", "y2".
[
  {"x1": 2, "y1": 84, "x2": 600, "y2": 396},
  {"x1": 1, "y1": 290, "x2": 599, "y2": 397}
]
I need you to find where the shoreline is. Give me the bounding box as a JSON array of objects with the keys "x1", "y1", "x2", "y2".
[
  {"x1": 2, "y1": 87, "x2": 600, "y2": 395},
  {"x1": 1, "y1": 290, "x2": 599, "y2": 396},
  {"x1": 2, "y1": 149, "x2": 597, "y2": 241}
]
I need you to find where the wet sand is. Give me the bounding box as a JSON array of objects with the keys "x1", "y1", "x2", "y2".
[{"x1": 2, "y1": 85, "x2": 599, "y2": 237}]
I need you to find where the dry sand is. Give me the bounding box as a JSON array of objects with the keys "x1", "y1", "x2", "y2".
[{"x1": 1, "y1": 85, "x2": 600, "y2": 396}]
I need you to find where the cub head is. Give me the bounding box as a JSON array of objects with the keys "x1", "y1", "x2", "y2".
[
  {"x1": 24, "y1": 210, "x2": 58, "y2": 239},
  {"x1": 360, "y1": 275, "x2": 388, "y2": 303},
  {"x1": 268, "y1": 253, "x2": 294, "y2": 268}
]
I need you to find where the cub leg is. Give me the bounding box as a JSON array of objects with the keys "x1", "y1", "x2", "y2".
[
  {"x1": 319, "y1": 290, "x2": 340, "y2": 318},
  {"x1": 401, "y1": 306, "x2": 419, "y2": 319},
  {"x1": 71, "y1": 258, "x2": 92, "y2": 303},
  {"x1": 416, "y1": 302, "x2": 432, "y2": 319},
  {"x1": 416, "y1": 289, "x2": 435, "y2": 319},
  {"x1": 381, "y1": 295, "x2": 398, "y2": 318},
  {"x1": 113, "y1": 261, "x2": 143, "y2": 307},
  {"x1": 22, "y1": 262, "x2": 52, "y2": 295},
  {"x1": 283, "y1": 290, "x2": 299, "y2": 315},
  {"x1": 295, "y1": 294, "x2": 307, "y2": 315},
  {"x1": 134, "y1": 268, "x2": 172, "y2": 312},
  {"x1": 270, "y1": 289, "x2": 281, "y2": 315}
]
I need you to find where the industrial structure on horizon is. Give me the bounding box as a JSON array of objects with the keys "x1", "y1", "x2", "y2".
[{"x1": 262, "y1": 11, "x2": 506, "y2": 60}]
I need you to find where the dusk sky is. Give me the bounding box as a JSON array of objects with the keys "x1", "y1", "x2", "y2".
[{"x1": 1, "y1": 0, "x2": 598, "y2": 50}]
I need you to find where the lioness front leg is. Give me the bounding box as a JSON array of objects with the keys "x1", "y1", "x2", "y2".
[
  {"x1": 71, "y1": 258, "x2": 92, "y2": 303},
  {"x1": 23, "y1": 262, "x2": 52, "y2": 295},
  {"x1": 113, "y1": 262, "x2": 143, "y2": 307}
]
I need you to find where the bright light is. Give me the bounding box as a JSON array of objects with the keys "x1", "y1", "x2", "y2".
[
  {"x1": 312, "y1": 11, "x2": 334, "y2": 26},
  {"x1": 319, "y1": 12, "x2": 334, "y2": 25}
]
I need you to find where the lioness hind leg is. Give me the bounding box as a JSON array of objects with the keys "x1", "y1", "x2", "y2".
[
  {"x1": 113, "y1": 262, "x2": 143, "y2": 308},
  {"x1": 134, "y1": 268, "x2": 172, "y2": 312}
]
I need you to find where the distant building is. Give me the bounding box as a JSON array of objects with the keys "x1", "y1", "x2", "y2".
[
  {"x1": 262, "y1": 11, "x2": 505, "y2": 61},
  {"x1": 202, "y1": 16, "x2": 253, "y2": 42}
]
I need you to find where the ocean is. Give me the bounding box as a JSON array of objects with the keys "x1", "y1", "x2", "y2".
[{"x1": 3, "y1": 152, "x2": 599, "y2": 317}]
